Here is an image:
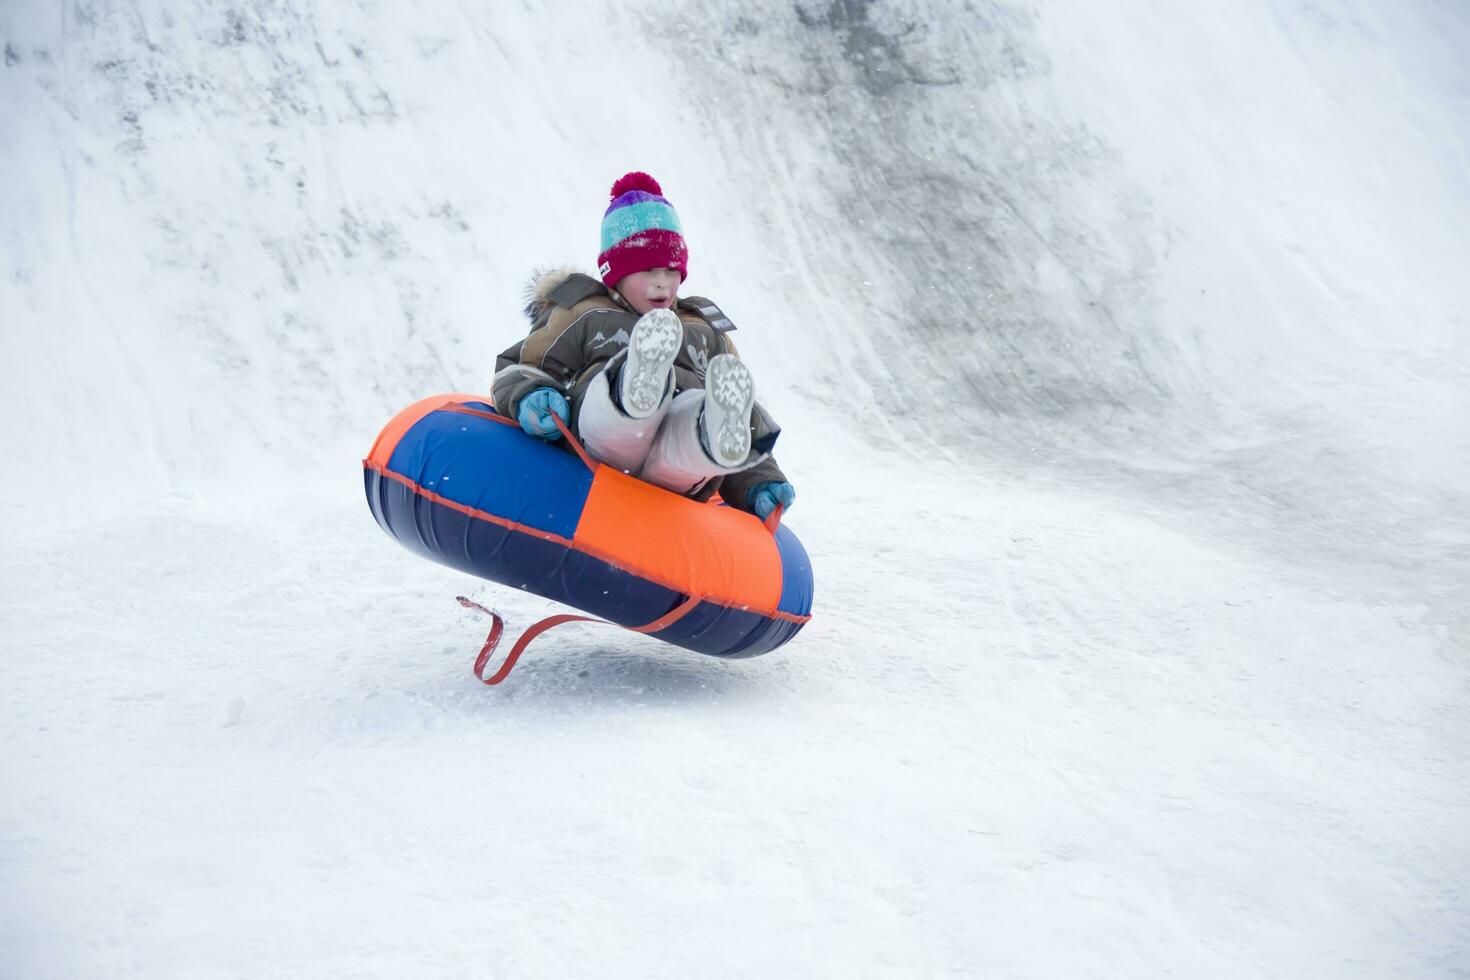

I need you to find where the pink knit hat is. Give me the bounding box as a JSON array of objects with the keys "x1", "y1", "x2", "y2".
[{"x1": 596, "y1": 172, "x2": 689, "y2": 288}]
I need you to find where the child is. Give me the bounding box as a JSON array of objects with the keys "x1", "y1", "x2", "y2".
[{"x1": 493, "y1": 172, "x2": 796, "y2": 519}]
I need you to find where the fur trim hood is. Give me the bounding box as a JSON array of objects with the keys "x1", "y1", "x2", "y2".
[{"x1": 521, "y1": 265, "x2": 587, "y2": 324}]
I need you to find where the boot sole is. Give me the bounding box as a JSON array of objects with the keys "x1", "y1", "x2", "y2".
[
  {"x1": 621, "y1": 309, "x2": 681, "y2": 419},
  {"x1": 703, "y1": 354, "x2": 755, "y2": 468}
]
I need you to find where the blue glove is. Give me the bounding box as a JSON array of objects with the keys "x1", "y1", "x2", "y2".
[
  {"x1": 518, "y1": 388, "x2": 569, "y2": 440},
  {"x1": 748, "y1": 481, "x2": 796, "y2": 519}
]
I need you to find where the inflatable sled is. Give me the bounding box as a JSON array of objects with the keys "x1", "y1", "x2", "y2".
[{"x1": 363, "y1": 394, "x2": 813, "y2": 683}]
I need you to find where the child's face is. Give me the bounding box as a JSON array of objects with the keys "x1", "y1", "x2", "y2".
[{"x1": 615, "y1": 267, "x2": 680, "y2": 316}]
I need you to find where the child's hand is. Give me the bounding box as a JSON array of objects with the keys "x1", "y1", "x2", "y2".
[
  {"x1": 748, "y1": 481, "x2": 796, "y2": 519},
  {"x1": 518, "y1": 388, "x2": 570, "y2": 440}
]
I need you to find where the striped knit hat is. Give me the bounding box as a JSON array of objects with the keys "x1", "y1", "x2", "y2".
[{"x1": 597, "y1": 172, "x2": 689, "y2": 288}]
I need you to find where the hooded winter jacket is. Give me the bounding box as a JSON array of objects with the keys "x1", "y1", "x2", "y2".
[{"x1": 493, "y1": 269, "x2": 787, "y2": 512}]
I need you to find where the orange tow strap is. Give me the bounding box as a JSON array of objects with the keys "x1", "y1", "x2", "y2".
[{"x1": 456, "y1": 593, "x2": 704, "y2": 685}]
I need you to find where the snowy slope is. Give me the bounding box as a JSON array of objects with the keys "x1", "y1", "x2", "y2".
[{"x1": 3, "y1": 1, "x2": 1467, "y2": 976}]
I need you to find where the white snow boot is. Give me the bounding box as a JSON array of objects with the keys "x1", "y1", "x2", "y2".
[
  {"x1": 700, "y1": 353, "x2": 755, "y2": 468},
  {"x1": 618, "y1": 308, "x2": 682, "y2": 419}
]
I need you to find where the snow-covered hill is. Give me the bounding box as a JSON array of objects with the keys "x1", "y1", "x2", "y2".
[{"x1": 3, "y1": 1, "x2": 1467, "y2": 975}]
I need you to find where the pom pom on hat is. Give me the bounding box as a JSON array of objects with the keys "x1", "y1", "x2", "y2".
[
  {"x1": 597, "y1": 171, "x2": 689, "y2": 288},
  {"x1": 610, "y1": 171, "x2": 663, "y2": 198}
]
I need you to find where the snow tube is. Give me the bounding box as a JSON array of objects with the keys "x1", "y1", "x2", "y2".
[{"x1": 363, "y1": 394, "x2": 813, "y2": 658}]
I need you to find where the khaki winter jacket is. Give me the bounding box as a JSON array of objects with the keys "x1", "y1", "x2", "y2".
[{"x1": 493, "y1": 270, "x2": 787, "y2": 512}]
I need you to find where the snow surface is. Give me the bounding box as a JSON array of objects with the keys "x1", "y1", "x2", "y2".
[{"x1": 3, "y1": 1, "x2": 1468, "y2": 976}]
